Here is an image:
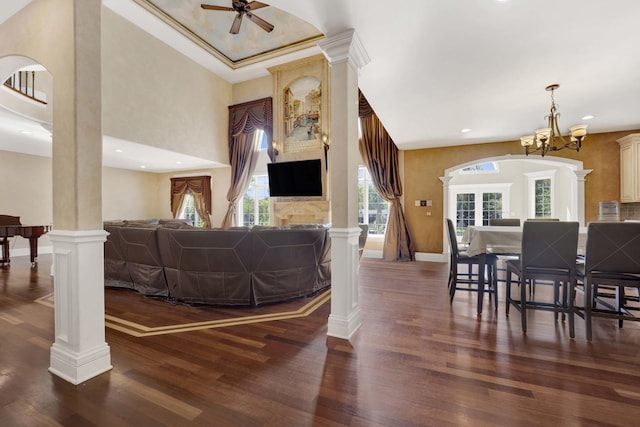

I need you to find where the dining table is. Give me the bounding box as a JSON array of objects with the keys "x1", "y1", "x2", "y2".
[{"x1": 460, "y1": 225, "x2": 588, "y2": 314}]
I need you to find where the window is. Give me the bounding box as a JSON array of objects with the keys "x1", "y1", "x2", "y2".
[
  {"x1": 170, "y1": 175, "x2": 212, "y2": 228},
  {"x1": 534, "y1": 178, "x2": 552, "y2": 218},
  {"x1": 483, "y1": 192, "x2": 503, "y2": 224},
  {"x1": 456, "y1": 193, "x2": 475, "y2": 235},
  {"x1": 358, "y1": 166, "x2": 388, "y2": 235},
  {"x1": 461, "y1": 162, "x2": 498, "y2": 173},
  {"x1": 177, "y1": 191, "x2": 199, "y2": 226},
  {"x1": 526, "y1": 170, "x2": 556, "y2": 219},
  {"x1": 258, "y1": 129, "x2": 268, "y2": 150},
  {"x1": 240, "y1": 174, "x2": 270, "y2": 227},
  {"x1": 450, "y1": 184, "x2": 511, "y2": 236}
]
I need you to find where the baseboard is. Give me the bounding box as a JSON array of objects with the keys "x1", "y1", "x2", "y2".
[
  {"x1": 362, "y1": 250, "x2": 447, "y2": 263},
  {"x1": 414, "y1": 252, "x2": 448, "y2": 262},
  {"x1": 362, "y1": 249, "x2": 382, "y2": 258},
  {"x1": 9, "y1": 245, "x2": 53, "y2": 258}
]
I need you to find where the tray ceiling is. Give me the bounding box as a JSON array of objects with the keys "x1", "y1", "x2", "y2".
[{"x1": 138, "y1": 0, "x2": 324, "y2": 67}]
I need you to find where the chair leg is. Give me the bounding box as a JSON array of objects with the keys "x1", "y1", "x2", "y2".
[
  {"x1": 520, "y1": 277, "x2": 527, "y2": 333},
  {"x1": 505, "y1": 270, "x2": 512, "y2": 316},
  {"x1": 585, "y1": 281, "x2": 592, "y2": 341},
  {"x1": 616, "y1": 287, "x2": 624, "y2": 329},
  {"x1": 561, "y1": 281, "x2": 567, "y2": 321},
  {"x1": 553, "y1": 281, "x2": 560, "y2": 322},
  {"x1": 568, "y1": 280, "x2": 575, "y2": 339},
  {"x1": 492, "y1": 261, "x2": 498, "y2": 312}
]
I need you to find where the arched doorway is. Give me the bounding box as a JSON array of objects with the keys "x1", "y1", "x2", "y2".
[{"x1": 440, "y1": 154, "x2": 592, "y2": 252}]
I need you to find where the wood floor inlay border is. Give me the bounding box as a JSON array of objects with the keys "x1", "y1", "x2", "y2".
[{"x1": 35, "y1": 290, "x2": 331, "y2": 337}]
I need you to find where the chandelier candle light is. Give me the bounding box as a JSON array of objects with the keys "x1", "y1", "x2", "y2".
[{"x1": 520, "y1": 84, "x2": 588, "y2": 157}]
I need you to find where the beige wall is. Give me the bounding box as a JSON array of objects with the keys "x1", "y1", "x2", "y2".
[
  {"x1": 232, "y1": 75, "x2": 272, "y2": 105},
  {"x1": 0, "y1": 150, "x2": 171, "y2": 251},
  {"x1": 102, "y1": 167, "x2": 164, "y2": 222},
  {"x1": 157, "y1": 167, "x2": 231, "y2": 228},
  {"x1": 404, "y1": 130, "x2": 633, "y2": 254},
  {"x1": 101, "y1": 8, "x2": 232, "y2": 164}
]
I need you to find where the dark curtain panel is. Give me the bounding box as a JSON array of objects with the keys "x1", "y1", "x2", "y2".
[
  {"x1": 222, "y1": 97, "x2": 273, "y2": 228},
  {"x1": 358, "y1": 91, "x2": 415, "y2": 261},
  {"x1": 170, "y1": 175, "x2": 212, "y2": 227}
]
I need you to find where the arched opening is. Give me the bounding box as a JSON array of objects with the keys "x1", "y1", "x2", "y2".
[
  {"x1": 440, "y1": 154, "x2": 592, "y2": 251},
  {"x1": 0, "y1": 55, "x2": 53, "y2": 255}
]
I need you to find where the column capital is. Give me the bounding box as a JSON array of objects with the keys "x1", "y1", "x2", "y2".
[
  {"x1": 318, "y1": 29, "x2": 370, "y2": 71},
  {"x1": 573, "y1": 169, "x2": 593, "y2": 181}
]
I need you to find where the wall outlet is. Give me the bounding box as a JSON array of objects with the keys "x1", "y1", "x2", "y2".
[{"x1": 426, "y1": 200, "x2": 432, "y2": 206}]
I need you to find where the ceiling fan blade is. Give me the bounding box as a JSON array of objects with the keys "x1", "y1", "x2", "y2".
[
  {"x1": 230, "y1": 13, "x2": 243, "y2": 34},
  {"x1": 246, "y1": 12, "x2": 274, "y2": 32},
  {"x1": 245, "y1": 1, "x2": 269, "y2": 10},
  {"x1": 200, "y1": 4, "x2": 234, "y2": 11}
]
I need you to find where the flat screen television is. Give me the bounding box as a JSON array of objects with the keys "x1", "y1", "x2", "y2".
[{"x1": 267, "y1": 159, "x2": 323, "y2": 197}]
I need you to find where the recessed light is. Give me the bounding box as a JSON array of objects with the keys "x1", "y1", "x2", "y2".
[
  {"x1": 140, "y1": 165, "x2": 146, "y2": 169},
  {"x1": 461, "y1": 128, "x2": 471, "y2": 133},
  {"x1": 581, "y1": 115, "x2": 595, "y2": 121},
  {"x1": 20, "y1": 130, "x2": 32, "y2": 135},
  {"x1": 176, "y1": 161, "x2": 182, "y2": 164},
  {"x1": 115, "y1": 149, "x2": 123, "y2": 153}
]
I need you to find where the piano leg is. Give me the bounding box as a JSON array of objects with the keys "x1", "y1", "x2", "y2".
[
  {"x1": 1, "y1": 237, "x2": 9, "y2": 264},
  {"x1": 28, "y1": 236, "x2": 39, "y2": 266}
]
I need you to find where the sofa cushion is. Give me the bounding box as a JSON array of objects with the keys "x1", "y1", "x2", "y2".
[
  {"x1": 118, "y1": 226, "x2": 168, "y2": 296},
  {"x1": 157, "y1": 228, "x2": 253, "y2": 305},
  {"x1": 251, "y1": 227, "x2": 329, "y2": 305}
]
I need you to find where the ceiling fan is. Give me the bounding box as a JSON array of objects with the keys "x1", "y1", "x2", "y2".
[{"x1": 201, "y1": 1, "x2": 274, "y2": 34}]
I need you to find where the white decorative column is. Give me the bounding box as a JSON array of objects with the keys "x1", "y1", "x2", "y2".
[
  {"x1": 574, "y1": 169, "x2": 593, "y2": 226},
  {"x1": 48, "y1": 0, "x2": 111, "y2": 384},
  {"x1": 319, "y1": 30, "x2": 370, "y2": 339},
  {"x1": 439, "y1": 175, "x2": 453, "y2": 255},
  {"x1": 49, "y1": 231, "x2": 112, "y2": 385}
]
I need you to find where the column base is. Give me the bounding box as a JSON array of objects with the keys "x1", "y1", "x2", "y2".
[
  {"x1": 327, "y1": 308, "x2": 362, "y2": 340},
  {"x1": 327, "y1": 227, "x2": 362, "y2": 340},
  {"x1": 49, "y1": 342, "x2": 112, "y2": 385},
  {"x1": 48, "y1": 229, "x2": 111, "y2": 385}
]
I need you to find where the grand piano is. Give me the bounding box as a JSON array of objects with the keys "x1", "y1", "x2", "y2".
[{"x1": 0, "y1": 215, "x2": 51, "y2": 266}]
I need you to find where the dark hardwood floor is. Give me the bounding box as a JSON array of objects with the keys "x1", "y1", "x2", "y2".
[{"x1": 2, "y1": 254, "x2": 640, "y2": 426}]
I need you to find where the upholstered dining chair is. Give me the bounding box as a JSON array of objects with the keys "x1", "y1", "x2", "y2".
[
  {"x1": 446, "y1": 219, "x2": 498, "y2": 312},
  {"x1": 505, "y1": 221, "x2": 579, "y2": 335},
  {"x1": 489, "y1": 218, "x2": 521, "y2": 227},
  {"x1": 573, "y1": 222, "x2": 640, "y2": 341},
  {"x1": 488, "y1": 218, "x2": 521, "y2": 285}
]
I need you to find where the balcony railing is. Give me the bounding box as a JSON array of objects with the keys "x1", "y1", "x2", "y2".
[{"x1": 3, "y1": 71, "x2": 47, "y2": 105}]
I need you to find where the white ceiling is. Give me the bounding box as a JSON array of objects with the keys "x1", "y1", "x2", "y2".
[
  {"x1": 118, "y1": 0, "x2": 640, "y2": 149},
  {"x1": 3, "y1": 0, "x2": 640, "y2": 172}
]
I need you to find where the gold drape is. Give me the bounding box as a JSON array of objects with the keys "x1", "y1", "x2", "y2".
[
  {"x1": 359, "y1": 91, "x2": 415, "y2": 261},
  {"x1": 221, "y1": 97, "x2": 272, "y2": 228},
  {"x1": 170, "y1": 176, "x2": 212, "y2": 227}
]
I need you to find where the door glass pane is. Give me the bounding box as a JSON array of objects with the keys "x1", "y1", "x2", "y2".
[
  {"x1": 482, "y1": 192, "x2": 503, "y2": 225},
  {"x1": 456, "y1": 193, "x2": 475, "y2": 235},
  {"x1": 535, "y1": 178, "x2": 552, "y2": 218}
]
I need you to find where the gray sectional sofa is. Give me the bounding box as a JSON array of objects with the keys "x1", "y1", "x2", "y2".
[{"x1": 103, "y1": 220, "x2": 332, "y2": 306}]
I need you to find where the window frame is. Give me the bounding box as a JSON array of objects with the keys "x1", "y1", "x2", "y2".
[
  {"x1": 358, "y1": 165, "x2": 389, "y2": 236},
  {"x1": 239, "y1": 173, "x2": 270, "y2": 227},
  {"x1": 449, "y1": 183, "x2": 512, "y2": 235},
  {"x1": 526, "y1": 170, "x2": 556, "y2": 219}
]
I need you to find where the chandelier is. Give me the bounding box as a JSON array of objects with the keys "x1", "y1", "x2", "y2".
[{"x1": 520, "y1": 84, "x2": 587, "y2": 156}]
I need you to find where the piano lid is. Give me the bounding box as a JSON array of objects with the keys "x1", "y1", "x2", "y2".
[{"x1": 0, "y1": 215, "x2": 21, "y2": 226}]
